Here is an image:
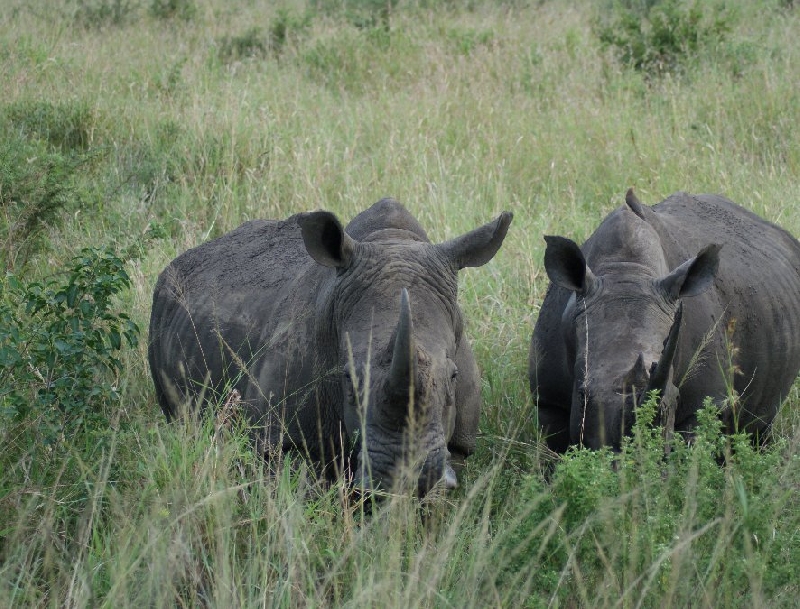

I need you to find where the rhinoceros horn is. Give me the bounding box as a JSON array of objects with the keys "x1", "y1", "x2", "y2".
[
  {"x1": 623, "y1": 353, "x2": 650, "y2": 390},
  {"x1": 388, "y1": 288, "x2": 416, "y2": 401},
  {"x1": 646, "y1": 302, "x2": 683, "y2": 399}
]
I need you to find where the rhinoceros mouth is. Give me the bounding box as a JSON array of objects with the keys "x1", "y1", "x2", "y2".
[{"x1": 348, "y1": 440, "x2": 454, "y2": 500}]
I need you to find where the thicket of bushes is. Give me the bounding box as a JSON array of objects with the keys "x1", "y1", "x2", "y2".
[{"x1": 63, "y1": 0, "x2": 789, "y2": 81}]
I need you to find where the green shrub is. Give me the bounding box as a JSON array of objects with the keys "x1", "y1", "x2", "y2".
[
  {"x1": 596, "y1": 0, "x2": 734, "y2": 77},
  {"x1": 5, "y1": 99, "x2": 95, "y2": 151},
  {"x1": 113, "y1": 120, "x2": 184, "y2": 207},
  {"x1": 0, "y1": 130, "x2": 99, "y2": 269},
  {"x1": 270, "y1": 8, "x2": 312, "y2": 56},
  {"x1": 73, "y1": 0, "x2": 140, "y2": 29},
  {"x1": 216, "y1": 10, "x2": 314, "y2": 65},
  {"x1": 311, "y1": 0, "x2": 398, "y2": 31},
  {"x1": 445, "y1": 26, "x2": 495, "y2": 56},
  {"x1": 500, "y1": 396, "x2": 800, "y2": 605},
  {"x1": 217, "y1": 27, "x2": 268, "y2": 63},
  {"x1": 148, "y1": 0, "x2": 195, "y2": 21},
  {"x1": 301, "y1": 26, "x2": 418, "y2": 92},
  {"x1": 0, "y1": 247, "x2": 139, "y2": 445}
]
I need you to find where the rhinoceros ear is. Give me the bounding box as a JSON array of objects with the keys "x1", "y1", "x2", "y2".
[
  {"x1": 297, "y1": 211, "x2": 356, "y2": 268},
  {"x1": 625, "y1": 188, "x2": 648, "y2": 220},
  {"x1": 659, "y1": 243, "x2": 721, "y2": 300},
  {"x1": 438, "y1": 211, "x2": 513, "y2": 269},
  {"x1": 543, "y1": 235, "x2": 596, "y2": 295}
]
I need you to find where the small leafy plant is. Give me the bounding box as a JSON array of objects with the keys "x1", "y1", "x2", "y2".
[{"x1": 0, "y1": 247, "x2": 139, "y2": 445}]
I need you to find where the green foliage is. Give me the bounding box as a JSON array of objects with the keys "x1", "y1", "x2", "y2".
[
  {"x1": 72, "y1": 0, "x2": 139, "y2": 29},
  {"x1": 0, "y1": 247, "x2": 139, "y2": 444},
  {"x1": 502, "y1": 396, "x2": 800, "y2": 605},
  {"x1": 269, "y1": 8, "x2": 313, "y2": 56},
  {"x1": 0, "y1": 130, "x2": 98, "y2": 269},
  {"x1": 117, "y1": 119, "x2": 183, "y2": 192},
  {"x1": 312, "y1": 0, "x2": 398, "y2": 31},
  {"x1": 148, "y1": 0, "x2": 195, "y2": 21},
  {"x1": 302, "y1": 26, "x2": 419, "y2": 92},
  {"x1": 217, "y1": 12, "x2": 311, "y2": 64},
  {"x1": 596, "y1": 0, "x2": 734, "y2": 77},
  {"x1": 217, "y1": 27, "x2": 268, "y2": 62},
  {"x1": 5, "y1": 99, "x2": 95, "y2": 150},
  {"x1": 0, "y1": 0, "x2": 799, "y2": 605},
  {"x1": 445, "y1": 25, "x2": 495, "y2": 55}
]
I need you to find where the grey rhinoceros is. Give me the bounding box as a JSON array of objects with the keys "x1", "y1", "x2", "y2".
[
  {"x1": 530, "y1": 190, "x2": 800, "y2": 452},
  {"x1": 149, "y1": 198, "x2": 512, "y2": 496}
]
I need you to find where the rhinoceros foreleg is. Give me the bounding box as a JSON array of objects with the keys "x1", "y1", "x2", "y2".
[{"x1": 536, "y1": 403, "x2": 571, "y2": 453}]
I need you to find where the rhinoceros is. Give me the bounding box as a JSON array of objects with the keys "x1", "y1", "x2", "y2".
[
  {"x1": 529, "y1": 190, "x2": 800, "y2": 452},
  {"x1": 149, "y1": 198, "x2": 512, "y2": 496}
]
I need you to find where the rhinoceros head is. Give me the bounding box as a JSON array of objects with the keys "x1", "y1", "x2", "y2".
[
  {"x1": 542, "y1": 197, "x2": 720, "y2": 450},
  {"x1": 297, "y1": 205, "x2": 512, "y2": 496}
]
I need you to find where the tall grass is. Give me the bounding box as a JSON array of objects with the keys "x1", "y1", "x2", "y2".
[{"x1": 1, "y1": 0, "x2": 799, "y2": 606}]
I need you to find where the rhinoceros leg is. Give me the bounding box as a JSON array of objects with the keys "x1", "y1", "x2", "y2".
[
  {"x1": 536, "y1": 403, "x2": 570, "y2": 454},
  {"x1": 530, "y1": 337, "x2": 572, "y2": 453}
]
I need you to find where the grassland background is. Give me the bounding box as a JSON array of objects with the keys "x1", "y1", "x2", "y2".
[{"x1": 1, "y1": 0, "x2": 799, "y2": 606}]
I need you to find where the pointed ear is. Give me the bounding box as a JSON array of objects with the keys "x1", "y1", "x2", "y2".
[
  {"x1": 659, "y1": 243, "x2": 721, "y2": 299},
  {"x1": 438, "y1": 211, "x2": 513, "y2": 269},
  {"x1": 297, "y1": 211, "x2": 356, "y2": 268},
  {"x1": 543, "y1": 235, "x2": 596, "y2": 295},
  {"x1": 625, "y1": 188, "x2": 648, "y2": 220}
]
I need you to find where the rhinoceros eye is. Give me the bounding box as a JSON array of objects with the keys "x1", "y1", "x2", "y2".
[
  {"x1": 342, "y1": 370, "x2": 359, "y2": 397},
  {"x1": 449, "y1": 361, "x2": 459, "y2": 383}
]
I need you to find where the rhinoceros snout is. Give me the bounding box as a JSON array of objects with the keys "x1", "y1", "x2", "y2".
[{"x1": 350, "y1": 445, "x2": 455, "y2": 499}]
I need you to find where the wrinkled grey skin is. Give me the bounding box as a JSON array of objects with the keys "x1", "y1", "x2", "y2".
[
  {"x1": 149, "y1": 198, "x2": 512, "y2": 496},
  {"x1": 530, "y1": 190, "x2": 800, "y2": 452}
]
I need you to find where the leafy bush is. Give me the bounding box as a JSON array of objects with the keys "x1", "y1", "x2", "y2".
[
  {"x1": 149, "y1": 0, "x2": 195, "y2": 21},
  {"x1": 73, "y1": 0, "x2": 139, "y2": 29},
  {"x1": 499, "y1": 395, "x2": 800, "y2": 605},
  {"x1": 113, "y1": 120, "x2": 184, "y2": 206},
  {"x1": 596, "y1": 0, "x2": 734, "y2": 77},
  {"x1": 5, "y1": 99, "x2": 95, "y2": 151},
  {"x1": 217, "y1": 27, "x2": 268, "y2": 63},
  {"x1": 301, "y1": 26, "x2": 418, "y2": 92},
  {"x1": 0, "y1": 247, "x2": 139, "y2": 445},
  {"x1": 269, "y1": 8, "x2": 313, "y2": 56},
  {"x1": 311, "y1": 0, "x2": 398, "y2": 31},
  {"x1": 0, "y1": 130, "x2": 99, "y2": 269},
  {"x1": 216, "y1": 9, "x2": 313, "y2": 65},
  {"x1": 445, "y1": 26, "x2": 495, "y2": 56}
]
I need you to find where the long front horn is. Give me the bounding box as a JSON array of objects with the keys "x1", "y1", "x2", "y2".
[
  {"x1": 646, "y1": 302, "x2": 683, "y2": 397},
  {"x1": 388, "y1": 289, "x2": 416, "y2": 399}
]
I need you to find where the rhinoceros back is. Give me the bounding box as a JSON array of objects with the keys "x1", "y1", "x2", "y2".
[
  {"x1": 148, "y1": 217, "x2": 309, "y2": 419},
  {"x1": 654, "y1": 193, "x2": 800, "y2": 433}
]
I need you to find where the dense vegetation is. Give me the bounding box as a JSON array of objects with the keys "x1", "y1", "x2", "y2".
[{"x1": 1, "y1": 0, "x2": 798, "y2": 606}]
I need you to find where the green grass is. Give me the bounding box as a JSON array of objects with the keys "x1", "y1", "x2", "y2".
[{"x1": 1, "y1": 0, "x2": 799, "y2": 606}]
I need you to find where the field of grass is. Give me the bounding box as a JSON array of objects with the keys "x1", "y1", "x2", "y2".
[{"x1": 1, "y1": 0, "x2": 799, "y2": 606}]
